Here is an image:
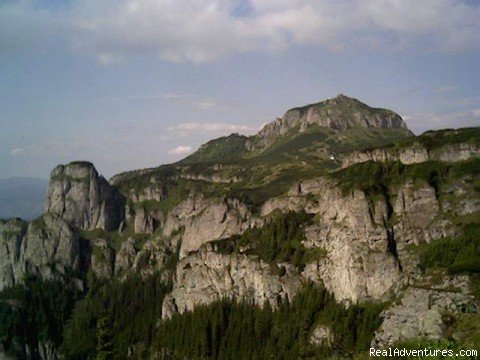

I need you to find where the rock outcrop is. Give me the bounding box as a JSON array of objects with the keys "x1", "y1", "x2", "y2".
[
  {"x1": 162, "y1": 195, "x2": 260, "y2": 259},
  {"x1": 162, "y1": 246, "x2": 303, "y2": 319},
  {"x1": 342, "y1": 141, "x2": 479, "y2": 168},
  {"x1": 373, "y1": 275, "x2": 476, "y2": 347},
  {"x1": 260, "y1": 178, "x2": 402, "y2": 303},
  {"x1": 248, "y1": 94, "x2": 411, "y2": 151},
  {"x1": 0, "y1": 214, "x2": 83, "y2": 291},
  {"x1": 310, "y1": 325, "x2": 334, "y2": 347},
  {"x1": 0, "y1": 218, "x2": 27, "y2": 290},
  {"x1": 45, "y1": 161, "x2": 124, "y2": 231}
]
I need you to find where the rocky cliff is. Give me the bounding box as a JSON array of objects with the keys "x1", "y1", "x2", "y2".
[
  {"x1": 342, "y1": 128, "x2": 479, "y2": 167},
  {"x1": 0, "y1": 214, "x2": 83, "y2": 291},
  {"x1": 1, "y1": 96, "x2": 479, "y2": 358},
  {"x1": 45, "y1": 161, "x2": 125, "y2": 231}
]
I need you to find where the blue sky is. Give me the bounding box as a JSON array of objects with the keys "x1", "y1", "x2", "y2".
[{"x1": 1, "y1": 0, "x2": 479, "y2": 179}]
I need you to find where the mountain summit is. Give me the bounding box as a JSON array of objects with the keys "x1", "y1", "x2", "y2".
[
  {"x1": 248, "y1": 94, "x2": 411, "y2": 151},
  {"x1": 180, "y1": 94, "x2": 413, "y2": 164}
]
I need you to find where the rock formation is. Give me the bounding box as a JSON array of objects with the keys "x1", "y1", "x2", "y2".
[
  {"x1": 45, "y1": 161, "x2": 124, "y2": 231},
  {"x1": 162, "y1": 246, "x2": 303, "y2": 319},
  {"x1": 0, "y1": 214, "x2": 83, "y2": 291},
  {"x1": 342, "y1": 140, "x2": 479, "y2": 168},
  {"x1": 248, "y1": 94, "x2": 412, "y2": 151},
  {"x1": 1, "y1": 96, "x2": 479, "y2": 358}
]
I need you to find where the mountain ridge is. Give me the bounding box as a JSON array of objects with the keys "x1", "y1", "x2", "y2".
[
  {"x1": 1, "y1": 96, "x2": 479, "y2": 359},
  {"x1": 112, "y1": 94, "x2": 413, "y2": 183}
]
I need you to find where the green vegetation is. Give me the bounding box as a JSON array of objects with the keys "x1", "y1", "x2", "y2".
[
  {"x1": 417, "y1": 223, "x2": 480, "y2": 274},
  {"x1": 31, "y1": 215, "x2": 47, "y2": 230},
  {"x1": 0, "y1": 276, "x2": 78, "y2": 358},
  {"x1": 180, "y1": 134, "x2": 248, "y2": 164},
  {"x1": 152, "y1": 283, "x2": 385, "y2": 359},
  {"x1": 1, "y1": 276, "x2": 384, "y2": 359},
  {"x1": 212, "y1": 211, "x2": 324, "y2": 270},
  {"x1": 331, "y1": 158, "x2": 480, "y2": 197},
  {"x1": 68, "y1": 161, "x2": 94, "y2": 167},
  {"x1": 94, "y1": 315, "x2": 114, "y2": 360},
  {"x1": 113, "y1": 110, "x2": 416, "y2": 219},
  {"x1": 79, "y1": 227, "x2": 150, "y2": 252},
  {"x1": 365, "y1": 127, "x2": 480, "y2": 153},
  {"x1": 0, "y1": 220, "x2": 26, "y2": 238},
  {"x1": 62, "y1": 272, "x2": 169, "y2": 360},
  {"x1": 411, "y1": 127, "x2": 480, "y2": 151}
]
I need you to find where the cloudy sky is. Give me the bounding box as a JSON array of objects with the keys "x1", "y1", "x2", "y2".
[{"x1": 1, "y1": 0, "x2": 479, "y2": 179}]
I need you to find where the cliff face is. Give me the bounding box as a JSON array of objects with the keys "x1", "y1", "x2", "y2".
[
  {"x1": 45, "y1": 162, "x2": 125, "y2": 231},
  {"x1": 162, "y1": 248, "x2": 303, "y2": 319},
  {"x1": 0, "y1": 214, "x2": 82, "y2": 291},
  {"x1": 162, "y1": 195, "x2": 258, "y2": 259},
  {"x1": 342, "y1": 139, "x2": 479, "y2": 168},
  {"x1": 1, "y1": 96, "x2": 479, "y2": 356}
]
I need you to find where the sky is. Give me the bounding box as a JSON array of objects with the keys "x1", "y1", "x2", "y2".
[{"x1": 1, "y1": 0, "x2": 480, "y2": 180}]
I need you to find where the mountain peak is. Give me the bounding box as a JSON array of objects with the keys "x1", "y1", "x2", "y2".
[
  {"x1": 249, "y1": 95, "x2": 411, "y2": 151},
  {"x1": 333, "y1": 93, "x2": 350, "y2": 100}
]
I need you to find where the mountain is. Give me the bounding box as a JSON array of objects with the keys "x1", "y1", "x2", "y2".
[
  {"x1": 247, "y1": 93, "x2": 412, "y2": 151},
  {"x1": 1, "y1": 95, "x2": 479, "y2": 359},
  {"x1": 179, "y1": 94, "x2": 413, "y2": 164},
  {"x1": 0, "y1": 177, "x2": 48, "y2": 220}
]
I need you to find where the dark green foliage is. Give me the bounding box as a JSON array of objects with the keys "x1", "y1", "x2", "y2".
[
  {"x1": 414, "y1": 127, "x2": 480, "y2": 151},
  {"x1": 152, "y1": 284, "x2": 385, "y2": 359},
  {"x1": 331, "y1": 158, "x2": 480, "y2": 197},
  {"x1": 113, "y1": 165, "x2": 177, "y2": 195},
  {"x1": 95, "y1": 315, "x2": 114, "y2": 360},
  {"x1": 68, "y1": 161, "x2": 94, "y2": 167},
  {"x1": 212, "y1": 211, "x2": 323, "y2": 270},
  {"x1": 418, "y1": 223, "x2": 480, "y2": 274},
  {"x1": 62, "y1": 272, "x2": 169, "y2": 360},
  {"x1": 79, "y1": 227, "x2": 151, "y2": 253},
  {"x1": 31, "y1": 215, "x2": 47, "y2": 230},
  {"x1": 0, "y1": 276, "x2": 77, "y2": 358},
  {"x1": 363, "y1": 127, "x2": 480, "y2": 153}
]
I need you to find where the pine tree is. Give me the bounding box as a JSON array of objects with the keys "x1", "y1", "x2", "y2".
[{"x1": 95, "y1": 315, "x2": 114, "y2": 360}]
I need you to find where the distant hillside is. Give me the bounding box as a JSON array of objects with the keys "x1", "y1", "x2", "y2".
[{"x1": 0, "y1": 177, "x2": 48, "y2": 220}]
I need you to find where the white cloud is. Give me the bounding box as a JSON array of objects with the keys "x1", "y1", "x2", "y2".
[
  {"x1": 168, "y1": 145, "x2": 192, "y2": 155},
  {"x1": 10, "y1": 148, "x2": 24, "y2": 156},
  {"x1": 1, "y1": 0, "x2": 479, "y2": 62},
  {"x1": 169, "y1": 122, "x2": 259, "y2": 135}
]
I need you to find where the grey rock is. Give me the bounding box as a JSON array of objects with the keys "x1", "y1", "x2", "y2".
[
  {"x1": 91, "y1": 238, "x2": 114, "y2": 280},
  {"x1": 373, "y1": 275, "x2": 475, "y2": 347},
  {"x1": 163, "y1": 195, "x2": 258, "y2": 259},
  {"x1": 310, "y1": 325, "x2": 334, "y2": 347},
  {"x1": 0, "y1": 213, "x2": 83, "y2": 290},
  {"x1": 115, "y1": 237, "x2": 137, "y2": 276},
  {"x1": 342, "y1": 141, "x2": 478, "y2": 168},
  {"x1": 248, "y1": 94, "x2": 409, "y2": 151},
  {"x1": 162, "y1": 247, "x2": 303, "y2": 319},
  {"x1": 45, "y1": 161, "x2": 124, "y2": 231}
]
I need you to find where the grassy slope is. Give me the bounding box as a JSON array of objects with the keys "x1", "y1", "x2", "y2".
[{"x1": 179, "y1": 133, "x2": 248, "y2": 164}]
